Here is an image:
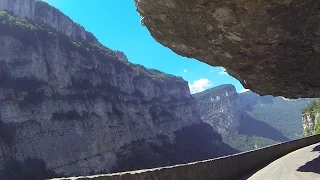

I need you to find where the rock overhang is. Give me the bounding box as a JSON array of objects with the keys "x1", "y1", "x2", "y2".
[{"x1": 135, "y1": 0, "x2": 320, "y2": 99}]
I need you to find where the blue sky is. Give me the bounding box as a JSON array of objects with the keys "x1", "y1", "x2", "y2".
[{"x1": 43, "y1": 0, "x2": 245, "y2": 94}]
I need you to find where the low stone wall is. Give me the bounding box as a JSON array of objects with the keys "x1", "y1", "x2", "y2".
[{"x1": 55, "y1": 135, "x2": 320, "y2": 180}]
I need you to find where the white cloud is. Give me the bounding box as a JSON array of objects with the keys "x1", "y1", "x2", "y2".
[
  {"x1": 218, "y1": 67, "x2": 228, "y2": 75},
  {"x1": 189, "y1": 78, "x2": 212, "y2": 94},
  {"x1": 240, "y1": 88, "x2": 250, "y2": 93},
  {"x1": 210, "y1": 69, "x2": 215, "y2": 73},
  {"x1": 281, "y1": 97, "x2": 296, "y2": 101},
  {"x1": 183, "y1": 69, "x2": 188, "y2": 73}
]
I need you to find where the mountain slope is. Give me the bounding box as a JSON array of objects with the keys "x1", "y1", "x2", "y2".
[
  {"x1": 0, "y1": 1, "x2": 237, "y2": 178},
  {"x1": 194, "y1": 85, "x2": 308, "y2": 151},
  {"x1": 193, "y1": 85, "x2": 241, "y2": 135},
  {"x1": 240, "y1": 91, "x2": 310, "y2": 139}
]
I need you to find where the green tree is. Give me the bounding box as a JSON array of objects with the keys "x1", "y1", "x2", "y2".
[
  {"x1": 315, "y1": 117, "x2": 320, "y2": 135},
  {"x1": 305, "y1": 127, "x2": 312, "y2": 137}
]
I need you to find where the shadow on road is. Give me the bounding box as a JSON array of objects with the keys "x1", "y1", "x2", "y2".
[
  {"x1": 312, "y1": 144, "x2": 320, "y2": 152},
  {"x1": 297, "y1": 144, "x2": 320, "y2": 174}
]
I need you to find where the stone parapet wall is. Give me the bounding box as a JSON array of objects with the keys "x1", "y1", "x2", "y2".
[{"x1": 54, "y1": 134, "x2": 320, "y2": 180}]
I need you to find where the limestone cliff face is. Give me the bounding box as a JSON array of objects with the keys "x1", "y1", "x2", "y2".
[
  {"x1": 0, "y1": 0, "x2": 97, "y2": 42},
  {"x1": 0, "y1": 8, "x2": 195, "y2": 177},
  {"x1": 302, "y1": 112, "x2": 319, "y2": 136},
  {"x1": 301, "y1": 100, "x2": 320, "y2": 136},
  {"x1": 0, "y1": 2, "x2": 237, "y2": 178},
  {"x1": 194, "y1": 85, "x2": 241, "y2": 135}
]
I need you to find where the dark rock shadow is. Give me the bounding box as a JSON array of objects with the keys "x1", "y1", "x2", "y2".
[
  {"x1": 312, "y1": 144, "x2": 320, "y2": 152},
  {"x1": 239, "y1": 113, "x2": 290, "y2": 142},
  {"x1": 113, "y1": 123, "x2": 239, "y2": 173},
  {"x1": 0, "y1": 158, "x2": 61, "y2": 180},
  {"x1": 297, "y1": 144, "x2": 320, "y2": 174}
]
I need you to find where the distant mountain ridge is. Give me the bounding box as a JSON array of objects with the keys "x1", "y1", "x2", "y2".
[
  {"x1": 194, "y1": 84, "x2": 310, "y2": 151},
  {"x1": 194, "y1": 84, "x2": 241, "y2": 135},
  {"x1": 239, "y1": 91, "x2": 311, "y2": 139}
]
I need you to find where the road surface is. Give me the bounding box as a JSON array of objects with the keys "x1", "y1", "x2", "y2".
[{"x1": 248, "y1": 143, "x2": 320, "y2": 180}]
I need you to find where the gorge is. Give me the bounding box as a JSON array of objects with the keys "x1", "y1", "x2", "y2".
[
  {"x1": 0, "y1": 0, "x2": 313, "y2": 179},
  {"x1": 195, "y1": 84, "x2": 310, "y2": 151},
  {"x1": 0, "y1": 0, "x2": 237, "y2": 178}
]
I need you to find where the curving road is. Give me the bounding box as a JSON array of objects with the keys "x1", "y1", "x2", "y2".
[{"x1": 248, "y1": 143, "x2": 320, "y2": 180}]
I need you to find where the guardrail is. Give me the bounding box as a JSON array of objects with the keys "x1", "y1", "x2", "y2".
[{"x1": 54, "y1": 134, "x2": 320, "y2": 180}]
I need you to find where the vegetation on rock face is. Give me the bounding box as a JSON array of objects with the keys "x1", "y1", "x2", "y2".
[
  {"x1": 0, "y1": 10, "x2": 6, "y2": 17},
  {"x1": 304, "y1": 127, "x2": 312, "y2": 137},
  {"x1": 302, "y1": 99, "x2": 320, "y2": 136},
  {"x1": 301, "y1": 99, "x2": 320, "y2": 114},
  {"x1": 315, "y1": 117, "x2": 320, "y2": 135},
  {"x1": 223, "y1": 133, "x2": 279, "y2": 152},
  {"x1": 133, "y1": 64, "x2": 184, "y2": 83},
  {"x1": 0, "y1": 10, "x2": 34, "y2": 29}
]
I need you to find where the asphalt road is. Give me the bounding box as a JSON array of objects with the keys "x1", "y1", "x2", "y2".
[{"x1": 247, "y1": 143, "x2": 320, "y2": 180}]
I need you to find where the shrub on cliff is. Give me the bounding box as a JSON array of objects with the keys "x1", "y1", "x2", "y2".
[
  {"x1": 301, "y1": 99, "x2": 320, "y2": 114},
  {"x1": 315, "y1": 117, "x2": 320, "y2": 135}
]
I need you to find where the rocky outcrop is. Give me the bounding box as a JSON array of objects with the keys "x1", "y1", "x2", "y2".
[
  {"x1": 0, "y1": 0, "x2": 97, "y2": 42},
  {"x1": 135, "y1": 0, "x2": 320, "y2": 98},
  {"x1": 0, "y1": 5, "x2": 237, "y2": 178},
  {"x1": 301, "y1": 100, "x2": 320, "y2": 136},
  {"x1": 302, "y1": 112, "x2": 319, "y2": 136},
  {"x1": 194, "y1": 85, "x2": 241, "y2": 135}
]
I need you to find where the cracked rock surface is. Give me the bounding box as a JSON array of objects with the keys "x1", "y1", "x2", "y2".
[{"x1": 135, "y1": 0, "x2": 320, "y2": 98}]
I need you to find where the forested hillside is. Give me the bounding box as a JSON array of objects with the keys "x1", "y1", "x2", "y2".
[{"x1": 195, "y1": 86, "x2": 310, "y2": 151}]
